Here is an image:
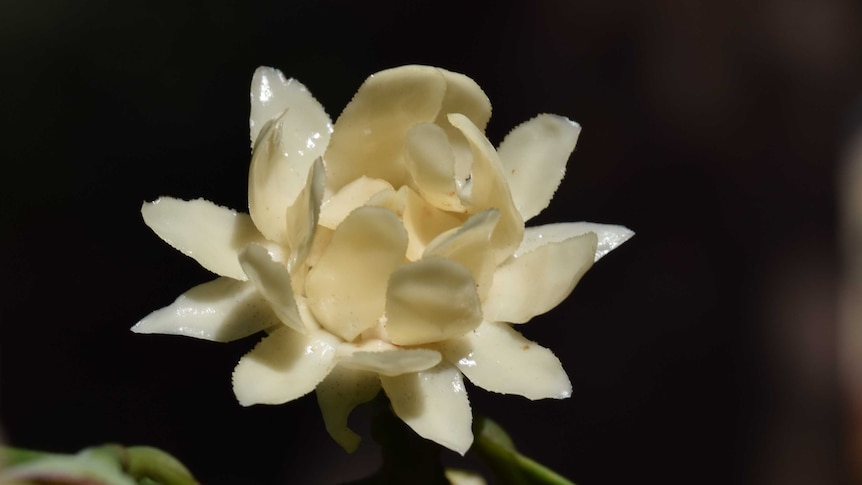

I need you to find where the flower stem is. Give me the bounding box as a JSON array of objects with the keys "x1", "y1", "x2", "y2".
[{"x1": 471, "y1": 415, "x2": 576, "y2": 485}]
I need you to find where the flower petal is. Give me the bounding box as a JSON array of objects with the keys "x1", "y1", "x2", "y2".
[
  {"x1": 380, "y1": 363, "x2": 473, "y2": 455},
  {"x1": 238, "y1": 244, "x2": 305, "y2": 334},
  {"x1": 401, "y1": 187, "x2": 465, "y2": 261},
  {"x1": 319, "y1": 177, "x2": 394, "y2": 229},
  {"x1": 132, "y1": 277, "x2": 277, "y2": 342},
  {"x1": 496, "y1": 114, "x2": 581, "y2": 221},
  {"x1": 315, "y1": 366, "x2": 381, "y2": 452},
  {"x1": 325, "y1": 65, "x2": 447, "y2": 191},
  {"x1": 249, "y1": 66, "x2": 332, "y2": 147},
  {"x1": 424, "y1": 209, "x2": 500, "y2": 300},
  {"x1": 284, "y1": 158, "x2": 326, "y2": 270},
  {"x1": 306, "y1": 206, "x2": 408, "y2": 341},
  {"x1": 385, "y1": 258, "x2": 482, "y2": 346},
  {"x1": 517, "y1": 222, "x2": 634, "y2": 262},
  {"x1": 484, "y1": 232, "x2": 597, "y2": 324},
  {"x1": 248, "y1": 107, "x2": 328, "y2": 246},
  {"x1": 339, "y1": 348, "x2": 442, "y2": 376},
  {"x1": 447, "y1": 113, "x2": 524, "y2": 264},
  {"x1": 435, "y1": 321, "x2": 571, "y2": 399},
  {"x1": 141, "y1": 197, "x2": 262, "y2": 280},
  {"x1": 232, "y1": 326, "x2": 338, "y2": 406},
  {"x1": 436, "y1": 69, "x2": 492, "y2": 188},
  {"x1": 403, "y1": 122, "x2": 466, "y2": 212}
]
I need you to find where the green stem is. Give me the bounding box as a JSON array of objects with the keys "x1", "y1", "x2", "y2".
[{"x1": 472, "y1": 416, "x2": 575, "y2": 485}]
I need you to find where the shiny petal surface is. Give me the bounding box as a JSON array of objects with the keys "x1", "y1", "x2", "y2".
[
  {"x1": 516, "y1": 222, "x2": 634, "y2": 262},
  {"x1": 435, "y1": 321, "x2": 571, "y2": 399},
  {"x1": 232, "y1": 327, "x2": 338, "y2": 406},
  {"x1": 484, "y1": 232, "x2": 597, "y2": 324},
  {"x1": 424, "y1": 209, "x2": 500, "y2": 300},
  {"x1": 248, "y1": 108, "x2": 328, "y2": 246},
  {"x1": 319, "y1": 177, "x2": 393, "y2": 229},
  {"x1": 249, "y1": 66, "x2": 332, "y2": 147},
  {"x1": 325, "y1": 66, "x2": 447, "y2": 191},
  {"x1": 316, "y1": 366, "x2": 381, "y2": 452},
  {"x1": 141, "y1": 197, "x2": 262, "y2": 280},
  {"x1": 238, "y1": 244, "x2": 304, "y2": 334},
  {"x1": 448, "y1": 114, "x2": 524, "y2": 264},
  {"x1": 340, "y1": 348, "x2": 442, "y2": 376},
  {"x1": 385, "y1": 258, "x2": 482, "y2": 346},
  {"x1": 497, "y1": 114, "x2": 581, "y2": 221},
  {"x1": 381, "y1": 363, "x2": 473, "y2": 455},
  {"x1": 306, "y1": 206, "x2": 408, "y2": 341},
  {"x1": 404, "y1": 122, "x2": 465, "y2": 212},
  {"x1": 132, "y1": 277, "x2": 277, "y2": 342}
]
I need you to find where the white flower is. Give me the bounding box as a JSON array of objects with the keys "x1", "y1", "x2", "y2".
[{"x1": 133, "y1": 65, "x2": 632, "y2": 455}]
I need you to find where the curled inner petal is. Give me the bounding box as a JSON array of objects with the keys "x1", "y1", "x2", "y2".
[
  {"x1": 385, "y1": 258, "x2": 482, "y2": 346},
  {"x1": 306, "y1": 206, "x2": 408, "y2": 341}
]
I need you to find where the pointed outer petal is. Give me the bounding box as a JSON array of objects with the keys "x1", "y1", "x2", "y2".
[
  {"x1": 401, "y1": 187, "x2": 466, "y2": 261},
  {"x1": 423, "y1": 209, "x2": 500, "y2": 301},
  {"x1": 447, "y1": 114, "x2": 524, "y2": 265},
  {"x1": 484, "y1": 232, "x2": 597, "y2": 324},
  {"x1": 339, "y1": 348, "x2": 442, "y2": 377},
  {"x1": 497, "y1": 114, "x2": 581, "y2": 221},
  {"x1": 516, "y1": 222, "x2": 635, "y2": 262},
  {"x1": 232, "y1": 326, "x2": 339, "y2": 406},
  {"x1": 385, "y1": 257, "x2": 482, "y2": 346},
  {"x1": 324, "y1": 66, "x2": 447, "y2": 191},
  {"x1": 248, "y1": 105, "x2": 328, "y2": 246},
  {"x1": 249, "y1": 66, "x2": 332, "y2": 147},
  {"x1": 141, "y1": 197, "x2": 263, "y2": 280},
  {"x1": 319, "y1": 177, "x2": 394, "y2": 229},
  {"x1": 132, "y1": 277, "x2": 278, "y2": 342},
  {"x1": 403, "y1": 123, "x2": 466, "y2": 212},
  {"x1": 238, "y1": 244, "x2": 305, "y2": 334},
  {"x1": 380, "y1": 363, "x2": 473, "y2": 455},
  {"x1": 433, "y1": 320, "x2": 571, "y2": 399},
  {"x1": 283, "y1": 158, "x2": 326, "y2": 270},
  {"x1": 306, "y1": 206, "x2": 408, "y2": 342},
  {"x1": 315, "y1": 366, "x2": 381, "y2": 453}
]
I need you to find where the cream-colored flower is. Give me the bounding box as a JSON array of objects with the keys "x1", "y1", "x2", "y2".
[{"x1": 133, "y1": 65, "x2": 632, "y2": 455}]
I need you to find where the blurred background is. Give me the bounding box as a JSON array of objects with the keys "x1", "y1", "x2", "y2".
[{"x1": 1, "y1": 0, "x2": 860, "y2": 483}]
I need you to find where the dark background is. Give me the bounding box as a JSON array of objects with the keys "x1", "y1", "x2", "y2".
[{"x1": 1, "y1": 0, "x2": 860, "y2": 483}]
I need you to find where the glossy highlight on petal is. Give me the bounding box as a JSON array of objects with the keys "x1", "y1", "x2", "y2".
[
  {"x1": 132, "y1": 277, "x2": 278, "y2": 342},
  {"x1": 250, "y1": 67, "x2": 332, "y2": 147},
  {"x1": 436, "y1": 321, "x2": 572, "y2": 399}
]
